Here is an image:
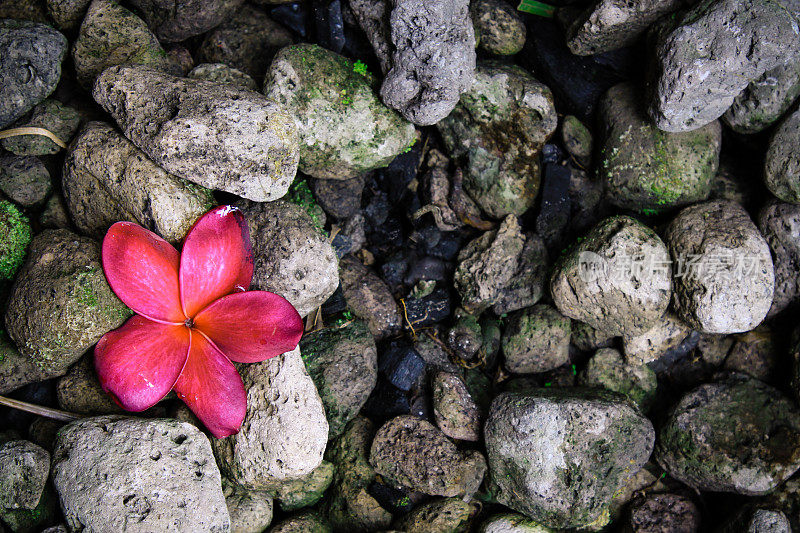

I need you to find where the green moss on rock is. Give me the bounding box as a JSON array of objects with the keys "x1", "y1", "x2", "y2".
[{"x1": 0, "y1": 201, "x2": 32, "y2": 280}]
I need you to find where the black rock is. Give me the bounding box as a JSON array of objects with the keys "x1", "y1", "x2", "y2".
[
  {"x1": 267, "y1": 2, "x2": 310, "y2": 38},
  {"x1": 367, "y1": 481, "x2": 421, "y2": 515},
  {"x1": 402, "y1": 288, "x2": 452, "y2": 329},
  {"x1": 362, "y1": 377, "x2": 412, "y2": 421},
  {"x1": 542, "y1": 143, "x2": 565, "y2": 165},
  {"x1": 377, "y1": 144, "x2": 422, "y2": 205},
  {"x1": 331, "y1": 232, "x2": 353, "y2": 258},
  {"x1": 367, "y1": 216, "x2": 404, "y2": 256},
  {"x1": 314, "y1": 0, "x2": 346, "y2": 53},
  {"x1": 425, "y1": 231, "x2": 463, "y2": 261},
  {"x1": 404, "y1": 256, "x2": 448, "y2": 286},
  {"x1": 381, "y1": 250, "x2": 411, "y2": 291},
  {"x1": 364, "y1": 191, "x2": 390, "y2": 227},
  {"x1": 0, "y1": 379, "x2": 57, "y2": 432},
  {"x1": 310, "y1": 174, "x2": 365, "y2": 220},
  {"x1": 378, "y1": 341, "x2": 426, "y2": 391},
  {"x1": 535, "y1": 163, "x2": 572, "y2": 251},
  {"x1": 321, "y1": 286, "x2": 349, "y2": 318}
]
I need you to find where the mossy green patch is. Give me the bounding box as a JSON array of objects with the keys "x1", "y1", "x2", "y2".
[{"x1": 0, "y1": 200, "x2": 32, "y2": 280}]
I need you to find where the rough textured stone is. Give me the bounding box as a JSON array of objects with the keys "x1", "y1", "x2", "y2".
[
  {"x1": 625, "y1": 493, "x2": 700, "y2": 533},
  {"x1": 454, "y1": 215, "x2": 526, "y2": 313},
  {"x1": 348, "y1": 0, "x2": 393, "y2": 72},
  {"x1": 395, "y1": 498, "x2": 477, "y2": 533},
  {"x1": 267, "y1": 461, "x2": 334, "y2": 511},
  {"x1": 188, "y1": 63, "x2": 257, "y2": 90},
  {"x1": 551, "y1": 216, "x2": 671, "y2": 337},
  {"x1": 63, "y1": 121, "x2": 213, "y2": 244},
  {"x1": 0, "y1": 20, "x2": 67, "y2": 129},
  {"x1": 600, "y1": 82, "x2": 721, "y2": 212},
  {"x1": 579, "y1": 347, "x2": 658, "y2": 411},
  {"x1": 235, "y1": 199, "x2": 339, "y2": 318},
  {"x1": 758, "y1": 201, "x2": 800, "y2": 316},
  {"x1": 501, "y1": 304, "x2": 571, "y2": 374},
  {"x1": 339, "y1": 255, "x2": 401, "y2": 339},
  {"x1": 492, "y1": 233, "x2": 548, "y2": 315},
  {"x1": 5, "y1": 229, "x2": 131, "y2": 376},
  {"x1": 564, "y1": 0, "x2": 682, "y2": 55},
  {"x1": 264, "y1": 44, "x2": 416, "y2": 180},
  {"x1": 622, "y1": 312, "x2": 692, "y2": 365},
  {"x1": 127, "y1": 0, "x2": 245, "y2": 42},
  {"x1": 471, "y1": 0, "x2": 526, "y2": 55},
  {"x1": 380, "y1": 0, "x2": 476, "y2": 125},
  {"x1": 437, "y1": 62, "x2": 556, "y2": 218},
  {"x1": 299, "y1": 319, "x2": 377, "y2": 439},
  {"x1": 52, "y1": 416, "x2": 230, "y2": 532},
  {"x1": 0, "y1": 200, "x2": 31, "y2": 281},
  {"x1": 40, "y1": 193, "x2": 70, "y2": 229},
  {"x1": 310, "y1": 175, "x2": 365, "y2": 220},
  {"x1": 0, "y1": 155, "x2": 51, "y2": 207},
  {"x1": 93, "y1": 65, "x2": 299, "y2": 202},
  {"x1": 0, "y1": 99, "x2": 81, "y2": 156},
  {"x1": 0, "y1": 331, "x2": 51, "y2": 394},
  {"x1": 561, "y1": 115, "x2": 593, "y2": 167},
  {"x1": 648, "y1": 0, "x2": 800, "y2": 132},
  {"x1": 765, "y1": 108, "x2": 800, "y2": 204},
  {"x1": 0, "y1": 440, "x2": 49, "y2": 510},
  {"x1": 665, "y1": 200, "x2": 774, "y2": 334},
  {"x1": 369, "y1": 415, "x2": 486, "y2": 497},
  {"x1": 432, "y1": 371, "x2": 481, "y2": 441},
  {"x1": 724, "y1": 60, "x2": 800, "y2": 134},
  {"x1": 199, "y1": 4, "x2": 292, "y2": 80},
  {"x1": 722, "y1": 325, "x2": 778, "y2": 382},
  {"x1": 324, "y1": 416, "x2": 393, "y2": 532},
  {"x1": 480, "y1": 513, "x2": 553, "y2": 532},
  {"x1": 223, "y1": 479, "x2": 273, "y2": 533},
  {"x1": 56, "y1": 354, "x2": 123, "y2": 415},
  {"x1": 72, "y1": 0, "x2": 171, "y2": 89},
  {"x1": 657, "y1": 377, "x2": 800, "y2": 494},
  {"x1": 46, "y1": 0, "x2": 91, "y2": 30},
  {"x1": 212, "y1": 348, "x2": 328, "y2": 490},
  {"x1": 485, "y1": 389, "x2": 654, "y2": 529},
  {"x1": 269, "y1": 511, "x2": 331, "y2": 533},
  {"x1": 571, "y1": 320, "x2": 615, "y2": 352}
]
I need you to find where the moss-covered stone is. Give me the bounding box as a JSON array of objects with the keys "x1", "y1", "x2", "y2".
[
  {"x1": 268, "y1": 461, "x2": 334, "y2": 512},
  {"x1": 0, "y1": 484, "x2": 58, "y2": 533},
  {"x1": 501, "y1": 304, "x2": 571, "y2": 374},
  {"x1": 0, "y1": 200, "x2": 32, "y2": 281},
  {"x1": 579, "y1": 347, "x2": 657, "y2": 411},
  {"x1": 470, "y1": 0, "x2": 526, "y2": 55},
  {"x1": 0, "y1": 156, "x2": 51, "y2": 207},
  {"x1": 264, "y1": 44, "x2": 416, "y2": 180},
  {"x1": 395, "y1": 498, "x2": 478, "y2": 533}
]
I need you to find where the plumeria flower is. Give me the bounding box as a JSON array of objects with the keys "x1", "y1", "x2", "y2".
[{"x1": 94, "y1": 205, "x2": 303, "y2": 438}]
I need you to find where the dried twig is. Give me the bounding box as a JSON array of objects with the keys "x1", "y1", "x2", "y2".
[
  {"x1": 0, "y1": 127, "x2": 68, "y2": 149},
  {"x1": 0, "y1": 395, "x2": 81, "y2": 422}
]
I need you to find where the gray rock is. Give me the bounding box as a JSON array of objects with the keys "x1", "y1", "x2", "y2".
[
  {"x1": 665, "y1": 200, "x2": 774, "y2": 333},
  {"x1": 446, "y1": 308, "x2": 482, "y2": 361},
  {"x1": 432, "y1": 371, "x2": 481, "y2": 441},
  {"x1": 471, "y1": 0, "x2": 526, "y2": 55},
  {"x1": 4, "y1": 229, "x2": 131, "y2": 376},
  {"x1": 0, "y1": 331, "x2": 50, "y2": 394},
  {"x1": 479, "y1": 513, "x2": 553, "y2": 532},
  {"x1": 212, "y1": 348, "x2": 328, "y2": 489},
  {"x1": 657, "y1": 377, "x2": 800, "y2": 494},
  {"x1": 380, "y1": 0, "x2": 476, "y2": 125},
  {"x1": 0, "y1": 20, "x2": 67, "y2": 129},
  {"x1": 63, "y1": 121, "x2": 213, "y2": 244},
  {"x1": 72, "y1": 0, "x2": 172, "y2": 89},
  {"x1": 502, "y1": 304, "x2": 571, "y2": 374},
  {"x1": 39, "y1": 193, "x2": 70, "y2": 229},
  {"x1": 561, "y1": 115, "x2": 593, "y2": 168},
  {"x1": 188, "y1": 63, "x2": 257, "y2": 90},
  {"x1": 93, "y1": 65, "x2": 299, "y2": 202},
  {"x1": 454, "y1": 215, "x2": 526, "y2": 313},
  {"x1": 564, "y1": 0, "x2": 682, "y2": 56},
  {"x1": 56, "y1": 354, "x2": 123, "y2": 415},
  {"x1": 264, "y1": 44, "x2": 416, "y2": 180},
  {"x1": 0, "y1": 478, "x2": 59, "y2": 532},
  {"x1": 551, "y1": 216, "x2": 672, "y2": 337},
  {"x1": 492, "y1": 234, "x2": 548, "y2": 316},
  {"x1": 648, "y1": 0, "x2": 800, "y2": 132},
  {"x1": 0, "y1": 199, "x2": 31, "y2": 281},
  {"x1": 46, "y1": 0, "x2": 91, "y2": 30},
  {"x1": 765, "y1": 107, "x2": 800, "y2": 204},
  {"x1": 724, "y1": 60, "x2": 800, "y2": 134},
  {"x1": 437, "y1": 62, "x2": 557, "y2": 218},
  {"x1": 324, "y1": 416, "x2": 393, "y2": 531},
  {"x1": 348, "y1": 0, "x2": 393, "y2": 72},
  {"x1": 223, "y1": 480, "x2": 273, "y2": 533},
  {"x1": 0, "y1": 0, "x2": 49, "y2": 22},
  {"x1": 267, "y1": 461, "x2": 334, "y2": 512},
  {"x1": 52, "y1": 416, "x2": 230, "y2": 532},
  {"x1": 758, "y1": 201, "x2": 800, "y2": 316},
  {"x1": 625, "y1": 493, "x2": 700, "y2": 533},
  {"x1": 235, "y1": 199, "x2": 339, "y2": 318},
  {"x1": 299, "y1": 319, "x2": 378, "y2": 439},
  {"x1": 732, "y1": 509, "x2": 792, "y2": 533},
  {"x1": 579, "y1": 347, "x2": 658, "y2": 411},
  {"x1": 395, "y1": 498, "x2": 477, "y2": 532},
  {"x1": 369, "y1": 415, "x2": 487, "y2": 497},
  {"x1": 28, "y1": 418, "x2": 66, "y2": 451},
  {"x1": 269, "y1": 511, "x2": 331, "y2": 533},
  {"x1": 571, "y1": 320, "x2": 615, "y2": 352},
  {"x1": 199, "y1": 4, "x2": 293, "y2": 80},
  {"x1": 600, "y1": 82, "x2": 721, "y2": 212},
  {"x1": 485, "y1": 389, "x2": 654, "y2": 529},
  {"x1": 0, "y1": 155, "x2": 51, "y2": 207},
  {"x1": 339, "y1": 255, "x2": 401, "y2": 339},
  {"x1": 723, "y1": 325, "x2": 779, "y2": 382},
  {"x1": 127, "y1": 0, "x2": 245, "y2": 42},
  {"x1": 310, "y1": 175, "x2": 365, "y2": 220},
  {"x1": 0, "y1": 440, "x2": 49, "y2": 510},
  {"x1": 0, "y1": 99, "x2": 81, "y2": 156},
  {"x1": 622, "y1": 312, "x2": 692, "y2": 365}
]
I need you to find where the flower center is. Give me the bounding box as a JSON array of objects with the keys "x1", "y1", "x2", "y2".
[{"x1": 184, "y1": 318, "x2": 194, "y2": 328}]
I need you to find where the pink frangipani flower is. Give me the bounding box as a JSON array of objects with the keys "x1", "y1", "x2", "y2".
[{"x1": 94, "y1": 205, "x2": 303, "y2": 438}]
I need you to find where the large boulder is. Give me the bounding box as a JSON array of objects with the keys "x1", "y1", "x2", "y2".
[
  {"x1": 127, "y1": 0, "x2": 244, "y2": 42},
  {"x1": 764, "y1": 107, "x2": 800, "y2": 204}
]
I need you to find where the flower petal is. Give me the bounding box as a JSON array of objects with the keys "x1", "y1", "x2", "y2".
[
  {"x1": 102, "y1": 221, "x2": 185, "y2": 323},
  {"x1": 173, "y1": 330, "x2": 247, "y2": 438},
  {"x1": 94, "y1": 316, "x2": 190, "y2": 411},
  {"x1": 179, "y1": 205, "x2": 254, "y2": 318},
  {"x1": 193, "y1": 291, "x2": 304, "y2": 363}
]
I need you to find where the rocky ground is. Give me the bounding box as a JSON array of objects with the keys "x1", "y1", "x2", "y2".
[{"x1": 0, "y1": 0, "x2": 799, "y2": 531}]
